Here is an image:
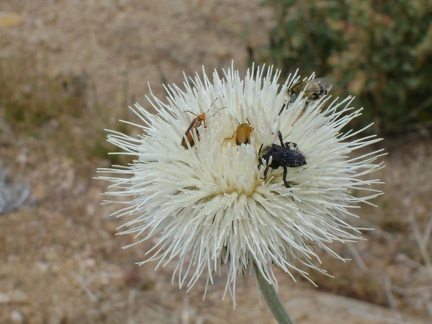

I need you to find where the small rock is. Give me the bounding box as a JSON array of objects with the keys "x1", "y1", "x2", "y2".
[
  {"x1": 10, "y1": 310, "x2": 26, "y2": 323},
  {"x1": 0, "y1": 291, "x2": 11, "y2": 303}
]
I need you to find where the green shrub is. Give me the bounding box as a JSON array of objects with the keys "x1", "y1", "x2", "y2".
[{"x1": 257, "y1": 0, "x2": 432, "y2": 135}]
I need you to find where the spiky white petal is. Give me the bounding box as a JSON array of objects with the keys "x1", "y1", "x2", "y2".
[{"x1": 98, "y1": 64, "x2": 384, "y2": 304}]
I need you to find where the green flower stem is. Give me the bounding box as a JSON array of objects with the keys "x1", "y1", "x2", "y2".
[{"x1": 254, "y1": 262, "x2": 294, "y2": 324}]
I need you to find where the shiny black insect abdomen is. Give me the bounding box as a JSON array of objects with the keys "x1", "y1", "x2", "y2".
[{"x1": 258, "y1": 131, "x2": 306, "y2": 188}]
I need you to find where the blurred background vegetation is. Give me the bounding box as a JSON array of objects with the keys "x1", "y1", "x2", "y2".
[{"x1": 253, "y1": 0, "x2": 432, "y2": 136}]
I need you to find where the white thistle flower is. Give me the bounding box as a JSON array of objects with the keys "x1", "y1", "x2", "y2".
[{"x1": 98, "y1": 64, "x2": 384, "y2": 304}]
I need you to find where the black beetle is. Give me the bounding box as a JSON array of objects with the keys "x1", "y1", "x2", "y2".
[{"x1": 258, "y1": 131, "x2": 307, "y2": 188}]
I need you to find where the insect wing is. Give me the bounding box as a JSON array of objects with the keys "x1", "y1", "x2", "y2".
[
  {"x1": 181, "y1": 116, "x2": 204, "y2": 149},
  {"x1": 270, "y1": 145, "x2": 306, "y2": 168},
  {"x1": 181, "y1": 127, "x2": 200, "y2": 149},
  {"x1": 284, "y1": 149, "x2": 306, "y2": 167}
]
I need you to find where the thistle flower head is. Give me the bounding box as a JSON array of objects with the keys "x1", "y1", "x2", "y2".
[{"x1": 98, "y1": 64, "x2": 384, "y2": 303}]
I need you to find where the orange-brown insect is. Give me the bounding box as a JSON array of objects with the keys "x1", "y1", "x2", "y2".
[
  {"x1": 181, "y1": 111, "x2": 207, "y2": 149},
  {"x1": 225, "y1": 119, "x2": 254, "y2": 145}
]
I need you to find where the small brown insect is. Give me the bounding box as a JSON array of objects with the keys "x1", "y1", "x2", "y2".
[
  {"x1": 225, "y1": 119, "x2": 254, "y2": 145},
  {"x1": 181, "y1": 111, "x2": 206, "y2": 149},
  {"x1": 279, "y1": 78, "x2": 335, "y2": 116}
]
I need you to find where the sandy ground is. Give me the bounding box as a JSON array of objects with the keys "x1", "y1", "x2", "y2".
[{"x1": 1, "y1": 1, "x2": 431, "y2": 323}]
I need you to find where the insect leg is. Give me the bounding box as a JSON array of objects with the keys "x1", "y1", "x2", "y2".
[
  {"x1": 225, "y1": 131, "x2": 237, "y2": 141},
  {"x1": 277, "y1": 131, "x2": 284, "y2": 146},
  {"x1": 262, "y1": 165, "x2": 270, "y2": 180},
  {"x1": 278, "y1": 101, "x2": 287, "y2": 116},
  {"x1": 282, "y1": 166, "x2": 291, "y2": 188},
  {"x1": 257, "y1": 144, "x2": 264, "y2": 169}
]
